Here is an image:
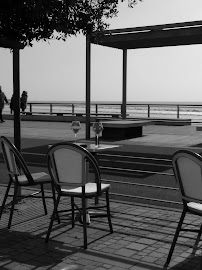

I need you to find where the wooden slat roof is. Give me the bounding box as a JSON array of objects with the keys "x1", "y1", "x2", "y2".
[
  {"x1": 90, "y1": 20, "x2": 202, "y2": 49},
  {"x1": 0, "y1": 37, "x2": 24, "y2": 49}
]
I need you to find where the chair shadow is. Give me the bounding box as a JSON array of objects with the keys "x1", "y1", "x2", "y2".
[
  {"x1": 164, "y1": 227, "x2": 202, "y2": 270},
  {"x1": 166, "y1": 255, "x2": 202, "y2": 269},
  {"x1": 0, "y1": 229, "x2": 84, "y2": 269}
]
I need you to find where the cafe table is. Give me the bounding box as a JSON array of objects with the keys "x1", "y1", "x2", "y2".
[
  {"x1": 75, "y1": 142, "x2": 119, "y2": 152},
  {"x1": 77, "y1": 142, "x2": 120, "y2": 219}
]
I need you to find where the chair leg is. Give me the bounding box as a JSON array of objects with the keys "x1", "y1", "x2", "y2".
[
  {"x1": 198, "y1": 223, "x2": 202, "y2": 238},
  {"x1": 106, "y1": 190, "x2": 113, "y2": 233},
  {"x1": 51, "y1": 183, "x2": 60, "y2": 224},
  {"x1": 45, "y1": 193, "x2": 60, "y2": 243},
  {"x1": 8, "y1": 183, "x2": 18, "y2": 229},
  {"x1": 82, "y1": 191, "x2": 87, "y2": 249},
  {"x1": 164, "y1": 208, "x2": 186, "y2": 268},
  {"x1": 40, "y1": 184, "x2": 47, "y2": 215},
  {"x1": 0, "y1": 179, "x2": 12, "y2": 219},
  {"x1": 71, "y1": 197, "x2": 75, "y2": 228}
]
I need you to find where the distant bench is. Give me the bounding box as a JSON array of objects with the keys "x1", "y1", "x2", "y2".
[
  {"x1": 101, "y1": 120, "x2": 152, "y2": 140},
  {"x1": 24, "y1": 112, "x2": 74, "y2": 116},
  {"x1": 24, "y1": 112, "x2": 128, "y2": 118},
  {"x1": 75, "y1": 113, "x2": 129, "y2": 118},
  {"x1": 196, "y1": 125, "x2": 202, "y2": 131}
]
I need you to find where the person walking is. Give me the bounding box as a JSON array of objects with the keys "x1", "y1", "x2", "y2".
[
  {"x1": 20, "y1": 91, "x2": 28, "y2": 113},
  {"x1": 10, "y1": 94, "x2": 14, "y2": 114},
  {"x1": 0, "y1": 86, "x2": 8, "y2": 123}
]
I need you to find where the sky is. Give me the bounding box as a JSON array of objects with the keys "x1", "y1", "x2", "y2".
[{"x1": 1, "y1": 0, "x2": 202, "y2": 103}]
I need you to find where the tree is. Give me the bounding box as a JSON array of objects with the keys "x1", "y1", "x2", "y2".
[{"x1": 0, "y1": 0, "x2": 141, "y2": 47}]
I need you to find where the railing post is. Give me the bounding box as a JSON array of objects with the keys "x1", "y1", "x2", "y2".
[
  {"x1": 177, "y1": 105, "x2": 180, "y2": 119},
  {"x1": 72, "y1": 104, "x2": 75, "y2": 114},
  {"x1": 29, "y1": 103, "x2": 32, "y2": 113},
  {"x1": 148, "y1": 105, "x2": 150, "y2": 118},
  {"x1": 96, "y1": 104, "x2": 98, "y2": 115},
  {"x1": 50, "y1": 104, "x2": 53, "y2": 115}
]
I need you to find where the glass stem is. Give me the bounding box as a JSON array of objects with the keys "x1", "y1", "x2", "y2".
[{"x1": 96, "y1": 135, "x2": 99, "y2": 146}]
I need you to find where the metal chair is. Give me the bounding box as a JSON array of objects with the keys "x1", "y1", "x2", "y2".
[
  {"x1": 45, "y1": 142, "x2": 113, "y2": 249},
  {"x1": 0, "y1": 136, "x2": 56, "y2": 228},
  {"x1": 165, "y1": 149, "x2": 202, "y2": 267}
]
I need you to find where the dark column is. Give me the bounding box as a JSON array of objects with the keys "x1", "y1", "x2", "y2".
[
  {"x1": 86, "y1": 35, "x2": 91, "y2": 139},
  {"x1": 121, "y1": 49, "x2": 127, "y2": 119},
  {"x1": 13, "y1": 48, "x2": 21, "y2": 152}
]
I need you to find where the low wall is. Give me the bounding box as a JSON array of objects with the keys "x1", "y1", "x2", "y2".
[
  {"x1": 3, "y1": 114, "x2": 97, "y2": 123},
  {"x1": 131, "y1": 117, "x2": 191, "y2": 126},
  {"x1": 3, "y1": 114, "x2": 192, "y2": 126}
]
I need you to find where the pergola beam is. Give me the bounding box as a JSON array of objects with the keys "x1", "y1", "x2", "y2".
[
  {"x1": 0, "y1": 37, "x2": 24, "y2": 49},
  {"x1": 85, "y1": 20, "x2": 202, "y2": 139},
  {"x1": 90, "y1": 20, "x2": 202, "y2": 50}
]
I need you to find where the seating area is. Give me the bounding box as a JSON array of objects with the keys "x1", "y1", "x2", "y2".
[
  {"x1": 0, "y1": 136, "x2": 202, "y2": 269},
  {"x1": 0, "y1": 183, "x2": 202, "y2": 270}
]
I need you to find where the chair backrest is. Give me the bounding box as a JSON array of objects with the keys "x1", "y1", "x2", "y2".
[
  {"x1": 47, "y1": 142, "x2": 101, "y2": 192},
  {"x1": 0, "y1": 136, "x2": 34, "y2": 184},
  {"x1": 172, "y1": 150, "x2": 202, "y2": 203}
]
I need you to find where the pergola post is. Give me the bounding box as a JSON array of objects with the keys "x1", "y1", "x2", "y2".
[
  {"x1": 86, "y1": 35, "x2": 91, "y2": 139},
  {"x1": 121, "y1": 49, "x2": 127, "y2": 118},
  {"x1": 13, "y1": 48, "x2": 21, "y2": 152}
]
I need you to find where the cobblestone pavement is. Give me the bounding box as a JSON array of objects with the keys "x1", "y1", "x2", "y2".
[
  {"x1": 0, "y1": 186, "x2": 202, "y2": 270},
  {"x1": 0, "y1": 121, "x2": 202, "y2": 269}
]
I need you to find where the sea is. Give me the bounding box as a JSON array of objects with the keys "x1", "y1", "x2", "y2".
[{"x1": 5, "y1": 101, "x2": 202, "y2": 123}]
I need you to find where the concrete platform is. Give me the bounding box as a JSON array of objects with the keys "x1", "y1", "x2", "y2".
[
  {"x1": 1, "y1": 120, "x2": 202, "y2": 147},
  {"x1": 101, "y1": 120, "x2": 152, "y2": 140}
]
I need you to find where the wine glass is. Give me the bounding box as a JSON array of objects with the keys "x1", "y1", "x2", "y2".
[
  {"x1": 92, "y1": 122, "x2": 103, "y2": 147},
  {"x1": 71, "y1": 121, "x2": 81, "y2": 141}
]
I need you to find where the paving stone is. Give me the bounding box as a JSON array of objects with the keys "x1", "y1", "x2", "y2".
[
  {"x1": 126, "y1": 243, "x2": 147, "y2": 251},
  {"x1": 115, "y1": 248, "x2": 137, "y2": 257},
  {"x1": 136, "y1": 238, "x2": 156, "y2": 245},
  {"x1": 141, "y1": 256, "x2": 158, "y2": 263}
]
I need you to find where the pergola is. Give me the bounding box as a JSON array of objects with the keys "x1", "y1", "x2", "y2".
[
  {"x1": 85, "y1": 20, "x2": 202, "y2": 139},
  {"x1": 0, "y1": 38, "x2": 24, "y2": 151},
  {"x1": 2, "y1": 20, "x2": 202, "y2": 148}
]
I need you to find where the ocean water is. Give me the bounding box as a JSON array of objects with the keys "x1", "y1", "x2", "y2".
[{"x1": 4, "y1": 102, "x2": 202, "y2": 122}]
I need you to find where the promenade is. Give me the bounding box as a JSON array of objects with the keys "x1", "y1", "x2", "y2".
[{"x1": 0, "y1": 120, "x2": 202, "y2": 270}]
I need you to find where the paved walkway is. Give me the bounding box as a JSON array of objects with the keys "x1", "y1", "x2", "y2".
[
  {"x1": 1, "y1": 120, "x2": 202, "y2": 148},
  {"x1": 1, "y1": 185, "x2": 202, "y2": 270},
  {"x1": 0, "y1": 120, "x2": 202, "y2": 270}
]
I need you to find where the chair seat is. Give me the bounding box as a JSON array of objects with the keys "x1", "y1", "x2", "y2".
[
  {"x1": 17, "y1": 172, "x2": 51, "y2": 185},
  {"x1": 187, "y1": 202, "x2": 202, "y2": 213},
  {"x1": 61, "y1": 182, "x2": 110, "y2": 196}
]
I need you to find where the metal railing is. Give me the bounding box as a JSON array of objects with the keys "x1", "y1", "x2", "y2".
[{"x1": 4, "y1": 101, "x2": 202, "y2": 121}]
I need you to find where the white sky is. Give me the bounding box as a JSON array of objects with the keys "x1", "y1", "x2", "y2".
[{"x1": 0, "y1": 0, "x2": 202, "y2": 102}]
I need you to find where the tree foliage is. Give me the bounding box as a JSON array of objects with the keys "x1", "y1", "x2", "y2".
[{"x1": 0, "y1": 0, "x2": 141, "y2": 47}]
